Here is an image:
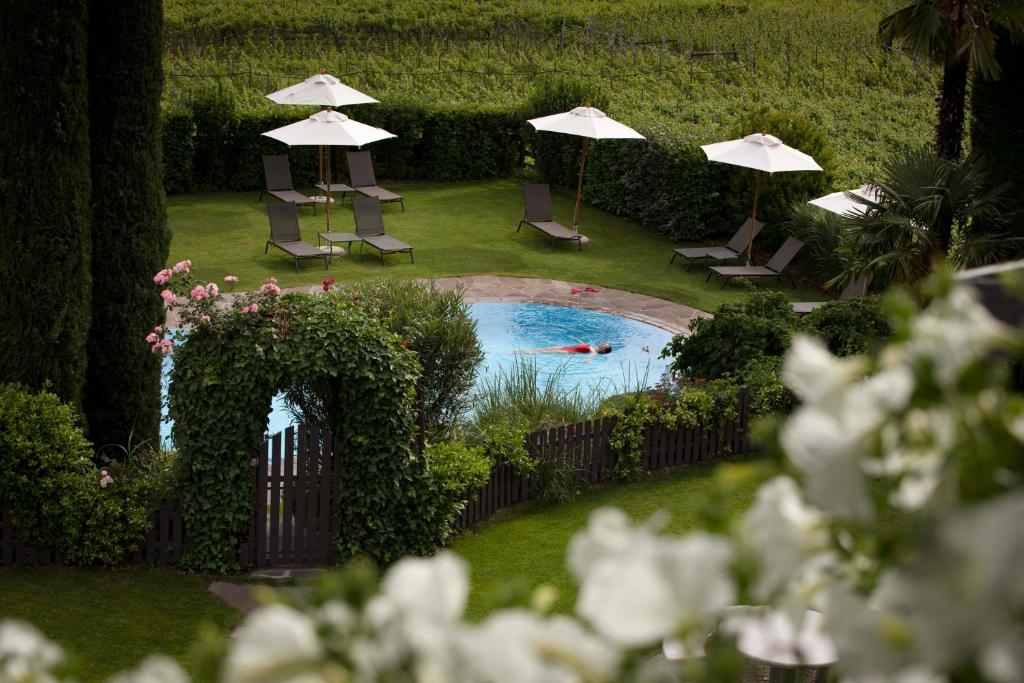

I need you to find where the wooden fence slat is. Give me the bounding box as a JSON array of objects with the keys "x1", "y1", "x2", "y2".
[
  {"x1": 269, "y1": 432, "x2": 282, "y2": 566},
  {"x1": 255, "y1": 439, "x2": 269, "y2": 568},
  {"x1": 295, "y1": 425, "x2": 309, "y2": 565},
  {"x1": 282, "y1": 426, "x2": 296, "y2": 565}
]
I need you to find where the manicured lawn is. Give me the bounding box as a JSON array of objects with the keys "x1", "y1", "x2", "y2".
[
  {"x1": 451, "y1": 462, "x2": 760, "y2": 620},
  {"x1": 0, "y1": 568, "x2": 240, "y2": 682},
  {"x1": 168, "y1": 180, "x2": 819, "y2": 313}
]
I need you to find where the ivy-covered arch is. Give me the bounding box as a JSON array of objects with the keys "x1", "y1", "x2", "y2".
[{"x1": 169, "y1": 293, "x2": 428, "y2": 572}]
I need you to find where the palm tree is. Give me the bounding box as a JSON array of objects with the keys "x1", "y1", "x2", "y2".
[
  {"x1": 879, "y1": 1, "x2": 1024, "y2": 160},
  {"x1": 838, "y1": 148, "x2": 1018, "y2": 289}
]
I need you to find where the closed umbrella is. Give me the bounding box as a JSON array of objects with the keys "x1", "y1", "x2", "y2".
[
  {"x1": 262, "y1": 110, "x2": 395, "y2": 230},
  {"x1": 808, "y1": 185, "x2": 879, "y2": 216},
  {"x1": 702, "y1": 133, "x2": 822, "y2": 263},
  {"x1": 528, "y1": 106, "x2": 645, "y2": 230},
  {"x1": 266, "y1": 73, "x2": 380, "y2": 202}
]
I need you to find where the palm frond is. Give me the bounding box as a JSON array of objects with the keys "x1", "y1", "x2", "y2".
[{"x1": 879, "y1": 1, "x2": 952, "y2": 63}]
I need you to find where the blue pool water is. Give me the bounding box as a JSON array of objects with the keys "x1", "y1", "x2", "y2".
[{"x1": 160, "y1": 303, "x2": 673, "y2": 445}]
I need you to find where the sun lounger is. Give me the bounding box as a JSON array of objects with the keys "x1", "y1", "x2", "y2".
[
  {"x1": 706, "y1": 237, "x2": 805, "y2": 289},
  {"x1": 351, "y1": 195, "x2": 414, "y2": 265},
  {"x1": 792, "y1": 278, "x2": 869, "y2": 314},
  {"x1": 260, "y1": 155, "x2": 316, "y2": 212},
  {"x1": 346, "y1": 150, "x2": 404, "y2": 211},
  {"x1": 517, "y1": 184, "x2": 585, "y2": 251},
  {"x1": 670, "y1": 218, "x2": 765, "y2": 269},
  {"x1": 264, "y1": 203, "x2": 328, "y2": 271}
]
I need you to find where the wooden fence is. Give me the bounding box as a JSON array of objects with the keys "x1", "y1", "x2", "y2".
[
  {"x1": 1, "y1": 391, "x2": 750, "y2": 567},
  {"x1": 458, "y1": 388, "x2": 751, "y2": 527}
]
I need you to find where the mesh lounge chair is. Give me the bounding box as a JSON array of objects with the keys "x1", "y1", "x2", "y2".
[
  {"x1": 351, "y1": 195, "x2": 414, "y2": 265},
  {"x1": 259, "y1": 155, "x2": 316, "y2": 213},
  {"x1": 346, "y1": 150, "x2": 404, "y2": 211},
  {"x1": 705, "y1": 237, "x2": 805, "y2": 289},
  {"x1": 264, "y1": 203, "x2": 328, "y2": 271},
  {"x1": 670, "y1": 218, "x2": 765, "y2": 269},
  {"x1": 792, "y1": 278, "x2": 869, "y2": 314},
  {"x1": 517, "y1": 184, "x2": 585, "y2": 251}
]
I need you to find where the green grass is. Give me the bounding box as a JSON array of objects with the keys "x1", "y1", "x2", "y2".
[
  {"x1": 451, "y1": 463, "x2": 760, "y2": 620},
  {"x1": 168, "y1": 180, "x2": 819, "y2": 313},
  {"x1": 0, "y1": 568, "x2": 240, "y2": 682}
]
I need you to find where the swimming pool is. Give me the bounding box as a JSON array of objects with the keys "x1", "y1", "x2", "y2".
[{"x1": 160, "y1": 302, "x2": 674, "y2": 445}]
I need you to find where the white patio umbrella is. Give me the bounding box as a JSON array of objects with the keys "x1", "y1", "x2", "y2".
[
  {"x1": 808, "y1": 185, "x2": 880, "y2": 216},
  {"x1": 262, "y1": 110, "x2": 396, "y2": 230},
  {"x1": 528, "y1": 106, "x2": 645, "y2": 229},
  {"x1": 266, "y1": 73, "x2": 379, "y2": 107},
  {"x1": 701, "y1": 133, "x2": 822, "y2": 263}
]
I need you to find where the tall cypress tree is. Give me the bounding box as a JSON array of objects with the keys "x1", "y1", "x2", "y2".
[
  {"x1": 0, "y1": 0, "x2": 92, "y2": 410},
  {"x1": 84, "y1": 0, "x2": 169, "y2": 451}
]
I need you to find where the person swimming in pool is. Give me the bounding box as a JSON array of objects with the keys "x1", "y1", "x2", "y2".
[{"x1": 516, "y1": 340, "x2": 613, "y2": 356}]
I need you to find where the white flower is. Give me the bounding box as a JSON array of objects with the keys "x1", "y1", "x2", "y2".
[
  {"x1": 223, "y1": 605, "x2": 323, "y2": 683},
  {"x1": 783, "y1": 335, "x2": 865, "y2": 406},
  {"x1": 381, "y1": 551, "x2": 468, "y2": 625},
  {"x1": 459, "y1": 609, "x2": 619, "y2": 683},
  {"x1": 106, "y1": 656, "x2": 189, "y2": 683},
  {"x1": 0, "y1": 620, "x2": 63, "y2": 683},
  {"x1": 742, "y1": 476, "x2": 830, "y2": 601},
  {"x1": 570, "y1": 510, "x2": 735, "y2": 648}
]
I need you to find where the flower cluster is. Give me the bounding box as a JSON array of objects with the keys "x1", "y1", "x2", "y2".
[
  {"x1": 258, "y1": 277, "x2": 282, "y2": 297},
  {"x1": 144, "y1": 326, "x2": 172, "y2": 354},
  {"x1": 322, "y1": 276, "x2": 335, "y2": 293},
  {"x1": 99, "y1": 470, "x2": 113, "y2": 488}
]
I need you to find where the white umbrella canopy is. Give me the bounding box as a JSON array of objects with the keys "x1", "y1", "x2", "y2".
[
  {"x1": 262, "y1": 111, "x2": 396, "y2": 229},
  {"x1": 701, "y1": 132, "x2": 823, "y2": 263},
  {"x1": 528, "y1": 106, "x2": 646, "y2": 229},
  {"x1": 266, "y1": 73, "x2": 379, "y2": 107},
  {"x1": 808, "y1": 185, "x2": 880, "y2": 216}
]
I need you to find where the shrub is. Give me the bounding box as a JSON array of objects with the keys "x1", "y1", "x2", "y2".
[
  {"x1": 423, "y1": 441, "x2": 492, "y2": 540},
  {"x1": 803, "y1": 295, "x2": 891, "y2": 357},
  {"x1": 784, "y1": 201, "x2": 851, "y2": 285},
  {"x1": 661, "y1": 287, "x2": 799, "y2": 379},
  {"x1": 525, "y1": 75, "x2": 610, "y2": 187},
  {"x1": 733, "y1": 356, "x2": 794, "y2": 415},
  {"x1": 0, "y1": 384, "x2": 151, "y2": 565},
  {"x1": 726, "y1": 108, "x2": 836, "y2": 245}
]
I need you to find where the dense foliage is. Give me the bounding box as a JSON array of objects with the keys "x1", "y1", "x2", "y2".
[
  {"x1": 525, "y1": 75, "x2": 610, "y2": 188},
  {"x1": 83, "y1": 0, "x2": 170, "y2": 451},
  {"x1": 662, "y1": 289, "x2": 800, "y2": 379},
  {"x1": 161, "y1": 96, "x2": 523, "y2": 194},
  {"x1": 0, "y1": 0, "x2": 92, "y2": 411},
  {"x1": 803, "y1": 295, "x2": 891, "y2": 357},
  {"x1": 0, "y1": 384, "x2": 151, "y2": 565}
]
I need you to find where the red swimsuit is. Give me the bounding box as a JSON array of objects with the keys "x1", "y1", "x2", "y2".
[{"x1": 560, "y1": 343, "x2": 592, "y2": 353}]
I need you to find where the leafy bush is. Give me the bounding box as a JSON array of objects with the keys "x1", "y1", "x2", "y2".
[
  {"x1": 726, "y1": 108, "x2": 836, "y2": 244},
  {"x1": 423, "y1": 440, "x2": 492, "y2": 539},
  {"x1": 803, "y1": 295, "x2": 890, "y2": 357},
  {"x1": 661, "y1": 288, "x2": 799, "y2": 379},
  {"x1": 784, "y1": 201, "x2": 851, "y2": 285},
  {"x1": 733, "y1": 356, "x2": 794, "y2": 415},
  {"x1": 525, "y1": 75, "x2": 610, "y2": 187},
  {"x1": 0, "y1": 384, "x2": 151, "y2": 565}
]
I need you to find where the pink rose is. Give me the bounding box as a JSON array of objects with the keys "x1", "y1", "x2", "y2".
[
  {"x1": 153, "y1": 325, "x2": 163, "y2": 334},
  {"x1": 258, "y1": 277, "x2": 282, "y2": 296},
  {"x1": 189, "y1": 285, "x2": 208, "y2": 301},
  {"x1": 243, "y1": 303, "x2": 259, "y2": 314},
  {"x1": 223, "y1": 275, "x2": 238, "y2": 283},
  {"x1": 172, "y1": 259, "x2": 192, "y2": 274},
  {"x1": 206, "y1": 283, "x2": 219, "y2": 297},
  {"x1": 200, "y1": 315, "x2": 211, "y2": 324},
  {"x1": 159, "y1": 339, "x2": 173, "y2": 354},
  {"x1": 153, "y1": 268, "x2": 173, "y2": 285},
  {"x1": 160, "y1": 289, "x2": 178, "y2": 304},
  {"x1": 145, "y1": 332, "x2": 159, "y2": 344}
]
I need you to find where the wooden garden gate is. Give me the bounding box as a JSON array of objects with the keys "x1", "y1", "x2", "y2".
[{"x1": 241, "y1": 424, "x2": 341, "y2": 568}]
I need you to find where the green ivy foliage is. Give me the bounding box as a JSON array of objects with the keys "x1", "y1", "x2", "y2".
[
  {"x1": 0, "y1": 384, "x2": 152, "y2": 565},
  {"x1": 804, "y1": 295, "x2": 891, "y2": 357},
  {"x1": 170, "y1": 291, "x2": 469, "y2": 571},
  {"x1": 661, "y1": 288, "x2": 800, "y2": 380},
  {"x1": 423, "y1": 441, "x2": 492, "y2": 539},
  {"x1": 161, "y1": 96, "x2": 524, "y2": 194},
  {"x1": 726, "y1": 108, "x2": 836, "y2": 248},
  {"x1": 0, "y1": 0, "x2": 92, "y2": 411},
  {"x1": 84, "y1": 0, "x2": 169, "y2": 451}
]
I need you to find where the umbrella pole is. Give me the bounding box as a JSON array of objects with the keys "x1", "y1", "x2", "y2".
[
  {"x1": 572, "y1": 137, "x2": 589, "y2": 231},
  {"x1": 326, "y1": 146, "x2": 331, "y2": 231},
  {"x1": 747, "y1": 170, "x2": 761, "y2": 265}
]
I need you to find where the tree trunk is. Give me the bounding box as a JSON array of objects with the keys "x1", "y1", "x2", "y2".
[
  {"x1": 935, "y1": 58, "x2": 969, "y2": 161},
  {"x1": 0, "y1": 0, "x2": 92, "y2": 411}
]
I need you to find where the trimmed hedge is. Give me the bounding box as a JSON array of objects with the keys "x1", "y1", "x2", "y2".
[
  {"x1": 0, "y1": 0, "x2": 92, "y2": 411},
  {"x1": 162, "y1": 98, "x2": 524, "y2": 194},
  {"x1": 84, "y1": 0, "x2": 169, "y2": 450}
]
